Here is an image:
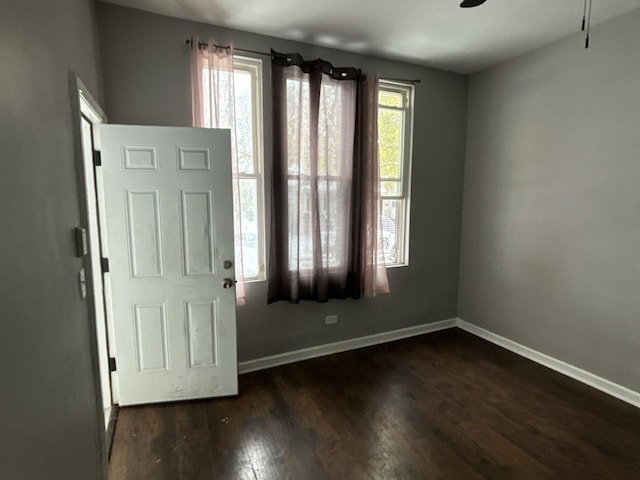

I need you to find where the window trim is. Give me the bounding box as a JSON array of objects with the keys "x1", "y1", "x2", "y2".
[
  {"x1": 378, "y1": 80, "x2": 414, "y2": 268},
  {"x1": 233, "y1": 55, "x2": 266, "y2": 282}
]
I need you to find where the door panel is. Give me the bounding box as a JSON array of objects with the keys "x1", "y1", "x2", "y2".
[{"x1": 100, "y1": 125, "x2": 237, "y2": 406}]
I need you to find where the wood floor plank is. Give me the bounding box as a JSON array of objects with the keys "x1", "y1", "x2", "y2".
[
  {"x1": 405, "y1": 330, "x2": 640, "y2": 478},
  {"x1": 108, "y1": 328, "x2": 640, "y2": 480}
]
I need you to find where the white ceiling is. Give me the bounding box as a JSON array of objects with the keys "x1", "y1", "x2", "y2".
[{"x1": 101, "y1": 0, "x2": 640, "y2": 73}]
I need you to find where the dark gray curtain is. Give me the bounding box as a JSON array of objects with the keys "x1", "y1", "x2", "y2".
[{"x1": 268, "y1": 51, "x2": 388, "y2": 303}]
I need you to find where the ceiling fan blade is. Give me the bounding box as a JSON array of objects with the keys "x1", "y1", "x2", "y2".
[{"x1": 460, "y1": 0, "x2": 487, "y2": 7}]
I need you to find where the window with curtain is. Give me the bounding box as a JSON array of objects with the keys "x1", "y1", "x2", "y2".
[
  {"x1": 226, "y1": 57, "x2": 265, "y2": 281},
  {"x1": 269, "y1": 51, "x2": 389, "y2": 303},
  {"x1": 190, "y1": 37, "x2": 266, "y2": 304},
  {"x1": 283, "y1": 67, "x2": 356, "y2": 272}
]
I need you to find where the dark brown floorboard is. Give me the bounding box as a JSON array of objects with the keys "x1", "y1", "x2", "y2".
[{"x1": 108, "y1": 328, "x2": 640, "y2": 480}]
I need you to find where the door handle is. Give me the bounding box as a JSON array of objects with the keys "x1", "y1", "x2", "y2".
[{"x1": 223, "y1": 278, "x2": 237, "y2": 289}]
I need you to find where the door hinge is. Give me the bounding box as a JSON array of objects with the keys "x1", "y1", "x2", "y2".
[
  {"x1": 108, "y1": 357, "x2": 117, "y2": 372},
  {"x1": 74, "y1": 227, "x2": 88, "y2": 257},
  {"x1": 93, "y1": 150, "x2": 102, "y2": 167},
  {"x1": 101, "y1": 257, "x2": 110, "y2": 273}
]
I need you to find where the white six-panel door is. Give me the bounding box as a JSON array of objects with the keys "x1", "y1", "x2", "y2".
[{"x1": 99, "y1": 125, "x2": 238, "y2": 406}]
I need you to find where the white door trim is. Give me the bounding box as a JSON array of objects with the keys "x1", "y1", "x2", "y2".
[{"x1": 73, "y1": 77, "x2": 115, "y2": 423}]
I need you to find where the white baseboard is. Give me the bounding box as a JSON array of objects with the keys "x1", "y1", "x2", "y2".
[
  {"x1": 238, "y1": 315, "x2": 639, "y2": 409},
  {"x1": 456, "y1": 318, "x2": 640, "y2": 409},
  {"x1": 238, "y1": 318, "x2": 457, "y2": 374}
]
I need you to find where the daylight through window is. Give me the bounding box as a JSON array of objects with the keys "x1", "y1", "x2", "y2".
[
  {"x1": 233, "y1": 57, "x2": 265, "y2": 280},
  {"x1": 202, "y1": 56, "x2": 265, "y2": 280},
  {"x1": 378, "y1": 81, "x2": 413, "y2": 266}
]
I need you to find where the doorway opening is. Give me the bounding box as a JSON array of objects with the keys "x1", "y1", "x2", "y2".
[{"x1": 71, "y1": 77, "x2": 240, "y2": 471}]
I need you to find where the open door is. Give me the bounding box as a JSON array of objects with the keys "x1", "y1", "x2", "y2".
[{"x1": 99, "y1": 125, "x2": 238, "y2": 406}]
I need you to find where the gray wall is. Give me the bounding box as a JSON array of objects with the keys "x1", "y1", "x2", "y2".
[
  {"x1": 0, "y1": 0, "x2": 106, "y2": 479},
  {"x1": 97, "y1": 4, "x2": 468, "y2": 362},
  {"x1": 459, "y1": 9, "x2": 640, "y2": 392}
]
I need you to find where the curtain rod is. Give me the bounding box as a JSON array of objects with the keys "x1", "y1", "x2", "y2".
[
  {"x1": 185, "y1": 39, "x2": 270, "y2": 58},
  {"x1": 185, "y1": 39, "x2": 421, "y2": 85}
]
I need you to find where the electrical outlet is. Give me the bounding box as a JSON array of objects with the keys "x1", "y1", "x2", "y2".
[{"x1": 325, "y1": 314, "x2": 338, "y2": 325}]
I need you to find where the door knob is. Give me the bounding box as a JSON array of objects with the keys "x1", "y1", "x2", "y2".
[{"x1": 223, "y1": 278, "x2": 237, "y2": 289}]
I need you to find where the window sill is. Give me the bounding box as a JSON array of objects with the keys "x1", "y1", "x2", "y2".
[
  {"x1": 243, "y1": 276, "x2": 267, "y2": 284},
  {"x1": 386, "y1": 262, "x2": 408, "y2": 269}
]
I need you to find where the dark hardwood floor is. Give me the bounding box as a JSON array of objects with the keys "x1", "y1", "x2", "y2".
[{"x1": 108, "y1": 328, "x2": 640, "y2": 480}]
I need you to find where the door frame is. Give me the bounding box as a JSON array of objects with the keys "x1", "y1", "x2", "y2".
[{"x1": 69, "y1": 73, "x2": 116, "y2": 470}]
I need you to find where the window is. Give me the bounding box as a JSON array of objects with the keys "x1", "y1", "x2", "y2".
[
  {"x1": 232, "y1": 57, "x2": 265, "y2": 280},
  {"x1": 378, "y1": 81, "x2": 413, "y2": 266},
  {"x1": 269, "y1": 55, "x2": 389, "y2": 302},
  {"x1": 283, "y1": 74, "x2": 355, "y2": 271},
  {"x1": 201, "y1": 56, "x2": 265, "y2": 280}
]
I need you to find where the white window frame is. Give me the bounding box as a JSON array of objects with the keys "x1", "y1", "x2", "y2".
[
  {"x1": 233, "y1": 56, "x2": 266, "y2": 281},
  {"x1": 378, "y1": 80, "x2": 414, "y2": 267}
]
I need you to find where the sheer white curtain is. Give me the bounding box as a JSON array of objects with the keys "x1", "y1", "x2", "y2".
[{"x1": 190, "y1": 36, "x2": 246, "y2": 305}]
